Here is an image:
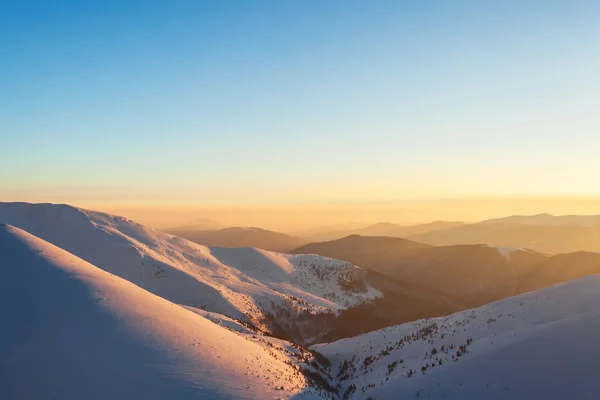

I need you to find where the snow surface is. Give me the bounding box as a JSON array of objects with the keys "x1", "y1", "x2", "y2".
[
  {"x1": 0, "y1": 202, "x2": 380, "y2": 340},
  {"x1": 0, "y1": 224, "x2": 322, "y2": 399},
  {"x1": 314, "y1": 274, "x2": 600, "y2": 399}
]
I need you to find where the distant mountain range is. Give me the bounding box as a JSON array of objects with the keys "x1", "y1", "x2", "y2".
[
  {"x1": 481, "y1": 213, "x2": 600, "y2": 227},
  {"x1": 166, "y1": 214, "x2": 600, "y2": 255},
  {"x1": 297, "y1": 221, "x2": 465, "y2": 242},
  {"x1": 409, "y1": 215, "x2": 600, "y2": 254}
]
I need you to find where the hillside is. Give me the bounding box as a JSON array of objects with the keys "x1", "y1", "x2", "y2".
[
  {"x1": 166, "y1": 226, "x2": 308, "y2": 253},
  {"x1": 0, "y1": 202, "x2": 380, "y2": 344},
  {"x1": 315, "y1": 275, "x2": 600, "y2": 399},
  {"x1": 379, "y1": 244, "x2": 547, "y2": 306},
  {"x1": 517, "y1": 251, "x2": 600, "y2": 294},
  {"x1": 0, "y1": 224, "x2": 327, "y2": 399}
]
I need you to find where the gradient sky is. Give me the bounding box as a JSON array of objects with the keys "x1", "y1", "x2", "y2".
[{"x1": 2, "y1": 1, "x2": 599, "y2": 211}]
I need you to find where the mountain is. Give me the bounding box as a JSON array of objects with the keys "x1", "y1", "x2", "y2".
[
  {"x1": 376, "y1": 244, "x2": 547, "y2": 306},
  {"x1": 292, "y1": 236, "x2": 468, "y2": 342},
  {"x1": 293, "y1": 234, "x2": 600, "y2": 333},
  {"x1": 315, "y1": 275, "x2": 600, "y2": 399},
  {"x1": 300, "y1": 221, "x2": 464, "y2": 242},
  {"x1": 292, "y1": 235, "x2": 432, "y2": 270},
  {"x1": 0, "y1": 202, "x2": 380, "y2": 344},
  {"x1": 517, "y1": 251, "x2": 600, "y2": 294},
  {"x1": 409, "y1": 217, "x2": 600, "y2": 254},
  {"x1": 165, "y1": 226, "x2": 309, "y2": 253},
  {"x1": 293, "y1": 235, "x2": 546, "y2": 307},
  {"x1": 0, "y1": 224, "x2": 327, "y2": 399}
]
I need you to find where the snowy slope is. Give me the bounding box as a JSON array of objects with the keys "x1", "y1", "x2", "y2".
[
  {"x1": 0, "y1": 202, "x2": 379, "y2": 342},
  {"x1": 315, "y1": 275, "x2": 600, "y2": 399},
  {"x1": 0, "y1": 224, "x2": 329, "y2": 399}
]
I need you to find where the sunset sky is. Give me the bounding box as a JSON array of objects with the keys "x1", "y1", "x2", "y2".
[{"x1": 2, "y1": 1, "x2": 599, "y2": 228}]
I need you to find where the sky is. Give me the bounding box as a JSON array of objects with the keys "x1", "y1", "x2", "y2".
[{"x1": 1, "y1": 1, "x2": 600, "y2": 228}]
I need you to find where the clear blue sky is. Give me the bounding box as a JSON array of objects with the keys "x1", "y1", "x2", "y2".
[{"x1": 2, "y1": 0, "x2": 599, "y2": 207}]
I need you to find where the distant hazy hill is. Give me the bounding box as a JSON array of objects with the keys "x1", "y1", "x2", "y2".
[
  {"x1": 482, "y1": 213, "x2": 600, "y2": 227},
  {"x1": 408, "y1": 216, "x2": 600, "y2": 254},
  {"x1": 300, "y1": 221, "x2": 464, "y2": 242},
  {"x1": 165, "y1": 226, "x2": 309, "y2": 252},
  {"x1": 360, "y1": 221, "x2": 465, "y2": 237}
]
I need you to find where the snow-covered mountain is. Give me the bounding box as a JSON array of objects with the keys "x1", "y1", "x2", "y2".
[
  {"x1": 314, "y1": 275, "x2": 600, "y2": 399},
  {"x1": 0, "y1": 224, "x2": 335, "y2": 399},
  {"x1": 0, "y1": 202, "x2": 380, "y2": 343}
]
